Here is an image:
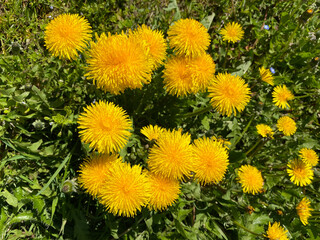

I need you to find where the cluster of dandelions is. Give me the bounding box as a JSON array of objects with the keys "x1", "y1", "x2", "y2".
[
  {"x1": 43, "y1": 13, "x2": 319, "y2": 234},
  {"x1": 45, "y1": 14, "x2": 167, "y2": 94},
  {"x1": 78, "y1": 111, "x2": 230, "y2": 216},
  {"x1": 45, "y1": 14, "x2": 253, "y2": 117}
]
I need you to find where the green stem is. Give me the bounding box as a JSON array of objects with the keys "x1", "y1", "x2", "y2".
[
  {"x1": 280, "y1": 24, "x2": 300, "y2": 57},
  {"x1": 295, "y1": 94, "x2": 311, "y2": 99},
  {"x1": 231, "y1": 116, "x2": 254, "y2": 150},
  {"x1": 245, "y1": 139, "x2": 262, "y2": 156},
  {"x1": 247, "y1": 139, "x2": 267, "y2": 158},
  {"x1": 232, "y1": 220, "x2": 262, "y2": 237},
  {"x1": 112, "y1": 215, "x2": 145, "y2": 240},
  {"x1": 180, "y1": 105, "x2": 213, "y2": 118},
  {"x1": 223, "y1": 42, "x2": 230, "y2": 70}
]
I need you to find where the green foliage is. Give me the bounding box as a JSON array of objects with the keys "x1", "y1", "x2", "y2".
[{"x1": 0, "y1": 0, "x2": 320, "y2": 239}]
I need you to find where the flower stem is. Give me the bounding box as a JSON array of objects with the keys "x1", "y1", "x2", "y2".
[
  {"x1": 232, "y1": 220, "x2": 262, "y2": 236},
  {"x1": 180, "y1": 105, "x2": 213, "y2": 118},
  {"x1": 223, "y1": 42, "x2": 230, "y2": 70},
  {"x1": 245, "y1": 139, "x2": 262, "y2": 156},
  {"x1": 231, "y1": 116, "x2": 254, "y2": 150}
]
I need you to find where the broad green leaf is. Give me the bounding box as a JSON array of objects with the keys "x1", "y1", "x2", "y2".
[
  {"x1": 201, "y1": 13, "x2": 215, "y2": 30},
  {"x1": 1, "y1": 190, "x2": 18, "y2": 208}
]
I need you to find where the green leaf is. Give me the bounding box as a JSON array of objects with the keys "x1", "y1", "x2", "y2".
[
  {"x1": 201, "y1": 116, "x2": 210, "y2": 130},
  {"x1": 32, "y1": 85, "x2": 50, "y2": 108},
  {"x1": 232, "y1": 61, "x2": 252, "y2": 77},
  {"x1": 1, "y1": 190, "x2": 18, "y2": 208},
  {"x1": 201, "y1": 13, "x2": 215, "y2": 30},
  {"x1": 51, "y1": 197, "x2": 58, "y2": 224},
  {"x1": 29, "y1": 139, "x2": 43, "y2": 152},
  {"x1": 36, "y1": 152, "x2": 72, "y2": 196},
  {"x1": 174, "y1": 219, "x2": 188, "y2": 239},
  {"x1": 9, "y1": 212, "x2": 35, "y2": 225}
]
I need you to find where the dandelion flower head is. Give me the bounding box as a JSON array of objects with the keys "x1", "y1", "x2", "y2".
[
  {"x1": 78, "y1": 101, "x2": 132, "y2": 154},
  {"x1": 141, "y1": 125, "x2": 164, "y2": 142},
  {"x1": 296, "y1": 197, "x2": 312, "y2": 225},
  {"x1": 192, "y1": 137, "x2": 229, "y2": 185},
  {"x1": 44, "y1": 13, "x2": 92, "y2": 60},
  {"x1": 168, "y1": 18, "x2": 210, "y2": 57},
  {"x1": 277, "y1": 116, "x2": 297, "y2": 136},
  {"x1": 85, "y1": 32, "x2": 152, "y2": 94},
  {"x1": 256, "y1": 124, "x2": 274, "y2": 138},
  {"x1": 272, "y1": 85, "x2": 294, "y2": 109},
  {"x1": 147, "y1": 129, "x2": 193, "y2": 180},
  {"x1": 237, "y1": 165, "x2": 264, "y2": 195},
  {"x1": 299, "y1": 148, "x2": 319, "y2": 167},
  {"x1": 99, "y1": 161, "x2": 151, "y2": 217},
  {"x1": 78, "y1": 154, "x2": 121, "y2": 197},
  {"x1": 212, "y1": 136, "x2": 231, "y2": 149},
  {"x1": 259, "y1": 67, "x2": 274, "y2": 86},
  {"x1": 163, "y1": 54, "x2": 215, "y2": 96},
  {"x1": 287, "y1": 158, "x2": 313, "y2": 186},
  {"x1": 147, "y1": 172, "x2": 180, "y2": 211},
  {"x1": 208, "y1": 73, "x2": 251, "y2": 117},
  {"x1": 130, "y1": 25, "x2": 167, "y2": 70},
  {"x1": 265, "y1": 222, "x2": 288, "y2": 240},
  {"x1": 220, "y1": 22, "x2": 244, "y2": 43}
]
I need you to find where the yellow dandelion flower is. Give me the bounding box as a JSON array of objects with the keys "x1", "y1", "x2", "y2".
[
  {"x1": 272, "y1": 85, "x2": 294, "y2": 109},
  {"x1": 78, "y1": 154, "x2": 121, "y2": 197},
  {"x1": 256, "y1": 124, "x2": 274, "y2": 138},
  {"x1": 85, "y1": 32, "x2": 152, "y2": 94},
  {"x1": 299, "y1": 148, "x2": 319, "y2": 167},
  {"x1": 296, "y1": 197, "x2": 312, "y2": 225},
  {"x1": 265, "y1": 222, "x2": 288, "y2": 240},
  {"x1": 208, "y1": 73, "x2": 251, "y2": 117},
  {"x1": 78, "y1": 101, "x2": 132, "y2": 154},
  {"x1": 287, "y1": 158, "x2": 313, "y2": 186},
  {"x1": 168, "y1": 18, "x2": 210, "y2": 57},
  {"x1": 277, "y1": 116, "x2": 297, "y2": 136},
  {"x1": 130, "y1": 25, "x2": 167, "y2": 70},
  {"x1": 147, "y1": 172, "x2": 180, "y2": 211},
  {"x1": 192, "y1": 137, "x2": 229, "y2": 185},
  {"x1": 44, "y1": 13, "x2": 92, "y2": 60},
  {"x1": 163, "y1": 54, "x2": 215, "y2": 96},
  {"x1": 141, "y1": 125, "x2": 164, "y2": 141},
  {"x1": 220, "y1": 22, "x2": 244, "y2": 43},
  {"x1": 259, "y1": 67, "x2": 274, "y2": 86},
  {"x1": 237, "y1": 165, "x2": 264, "y2": 195},
  {"x1": 99, "y1": 161, "x2": 151, "y2": 217},
  {"x1": 212, "y1": 136, "x2": 231, "y2": 149},
  {"x1": 148, "y1": 129, "x2": 194, "y2": 180}
]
